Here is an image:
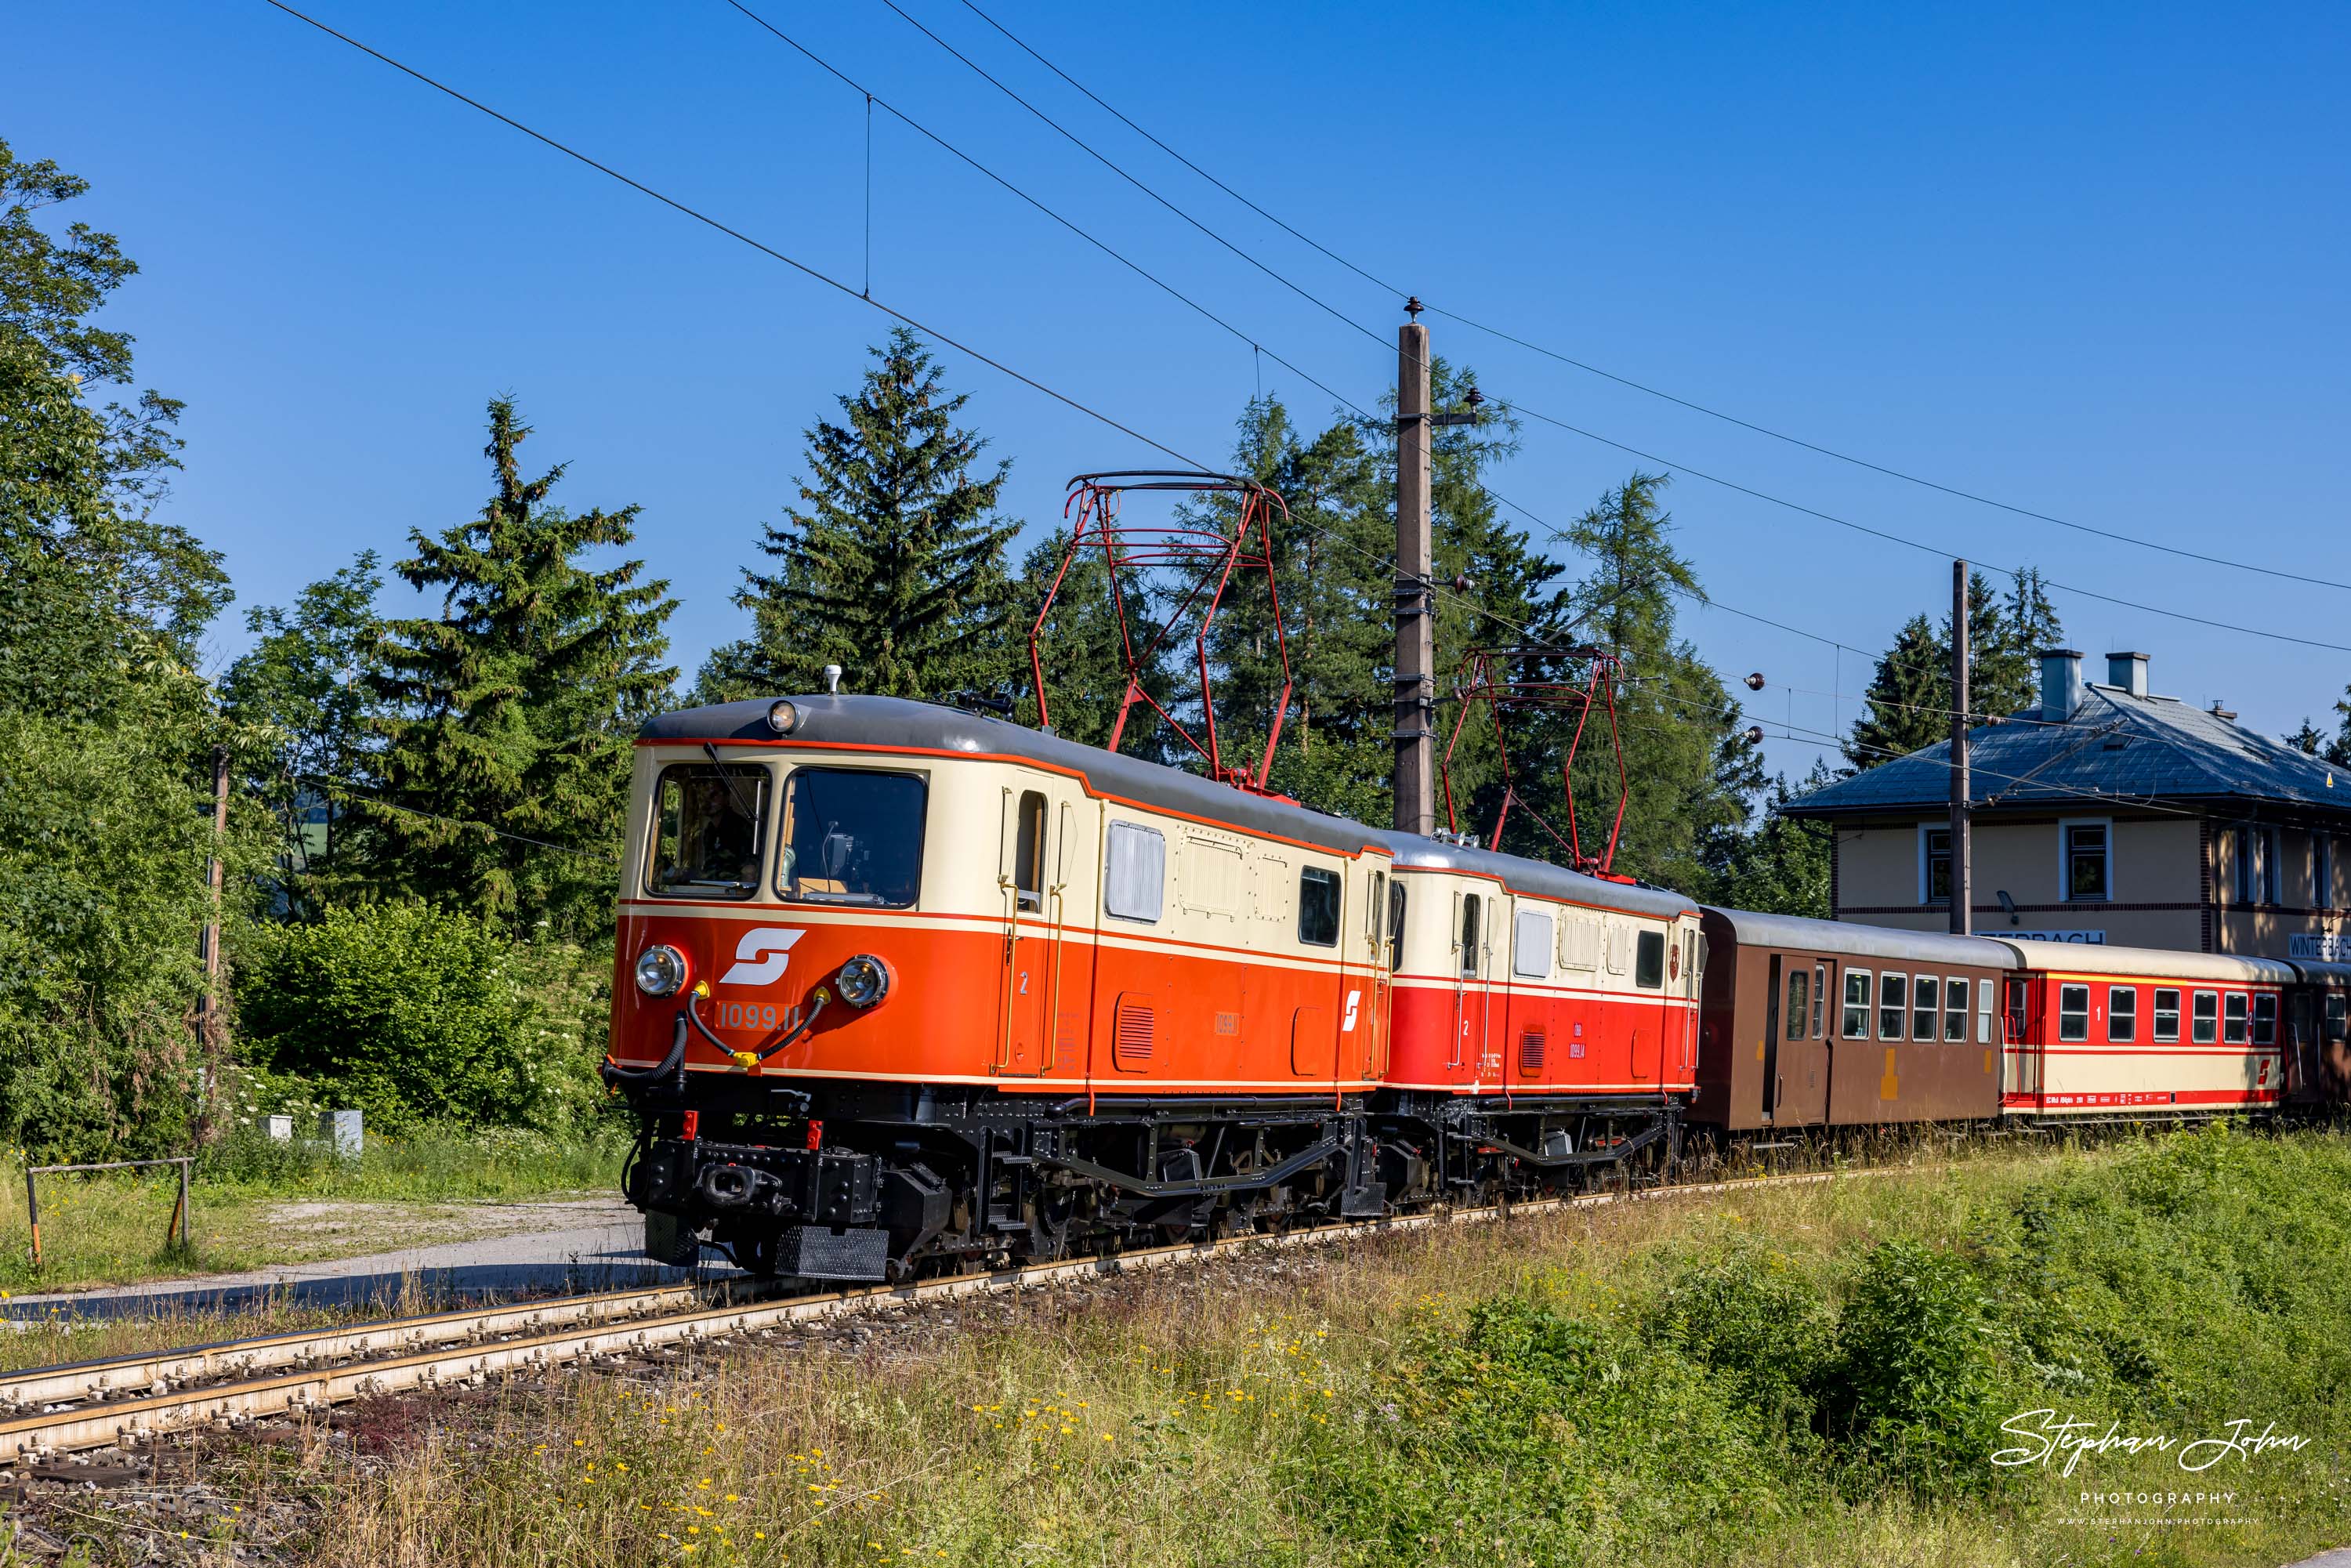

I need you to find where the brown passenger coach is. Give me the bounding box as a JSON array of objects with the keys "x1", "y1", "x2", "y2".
[{"x1": 1693, "y1": 909, "x2": 2009, "y2": 1131}]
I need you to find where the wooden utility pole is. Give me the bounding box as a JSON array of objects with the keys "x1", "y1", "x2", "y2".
[
  {"x1": 1393, "y1": 306, "x2": 1435, "y2": 836},
  {"x1": 1950, "y1": 559, "x2": 1972, "y2": 935},
  {"x1": 200, "y1": 744, "x2": 228, "y2": 1045}
]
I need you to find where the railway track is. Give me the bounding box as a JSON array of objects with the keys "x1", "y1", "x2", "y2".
[{"x1": 0, "y1": 1165, "x2": 1869, "y2": 1468}]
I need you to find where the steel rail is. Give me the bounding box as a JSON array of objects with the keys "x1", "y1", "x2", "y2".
[{"x1": 0, "y1": 1165, "x2": 1875, "y2": 1466}]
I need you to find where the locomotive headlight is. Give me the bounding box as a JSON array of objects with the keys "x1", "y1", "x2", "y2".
[
  {"x1": 766, "y1": 699, "x2": 799, "y2": 734},
  {"x1": 835, "y1": 954, "x2": 892, "y2": 1009},
  {"x1": 634, "y1": 943, "x2": 688, "y2": 998}
]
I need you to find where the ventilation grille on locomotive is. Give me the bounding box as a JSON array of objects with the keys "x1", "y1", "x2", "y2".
[{"x1": 1114, "y1": 995, "x2": 1157, "y2": 1070}]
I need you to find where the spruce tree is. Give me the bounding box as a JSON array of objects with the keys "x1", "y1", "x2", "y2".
[
  {"x1": 369, "y1": 398, "x2": 676, "y2": 933},
  {"x1": 701, "y1": 328, "x2": 1018, "y2": 701},
  {"x1": 1846, "y1": 614, "x2": 1948, "y2": 769},
  {"x1": 1541, "y1": 473, "x2": 1757, "y2": 893},
  {"x1": 1846, "y1": 567, "x2": 2064, "y2": 770}
]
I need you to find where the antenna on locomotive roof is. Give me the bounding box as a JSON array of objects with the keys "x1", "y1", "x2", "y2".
[{"x1": 823, "y1": 664, "x2": 843, "y2": 694}]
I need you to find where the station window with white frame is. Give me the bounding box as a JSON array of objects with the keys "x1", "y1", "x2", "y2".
[
  {"x1": 1921, "y1": 826, "x2": 1953, "y2": 905},
  {"x1": 2061, "y1": 819, "x2": 2111, "y2": 903},
  {"x1": 2233, "y1": 825, "x2": 2280, "y2": 907}
]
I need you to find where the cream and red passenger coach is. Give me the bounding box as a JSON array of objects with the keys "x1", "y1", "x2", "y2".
[
  {"x1": 603, "y1": 694, "x2": 1697, "y2": 1280},
  {"x1": 1996, "y1": 942, "x2": 2294, "y2": 1116}
]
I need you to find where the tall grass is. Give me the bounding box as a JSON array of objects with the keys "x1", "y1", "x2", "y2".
[{"x1": 271, "y1": 1125, "x2": 2351, "y2": 1567}]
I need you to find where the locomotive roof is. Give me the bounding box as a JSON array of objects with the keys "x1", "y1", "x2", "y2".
[
  {"x1": 1698, "y1": 907, "x2": 2014, "y2": 968},
  {"x1": 641, "y1": 694, "x2": 1393, "y2": 859},
  {"x1": 1985, "y1": 940, "x2": 2297, "y2": 984},
  {"x1": 1376, "y1": 835, "x2": 1696, "y2": 920}
]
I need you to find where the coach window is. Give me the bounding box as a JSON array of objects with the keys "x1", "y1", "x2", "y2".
[
  {"x1": 1298, "y1": 867, "x2": 1341, "y2": 947},
  {"x1": 1459, "y1": 895, "x2": 1482, "y2": 977},
  {"x1": 781, "y1": 768, "x2": 926, "y2": 908},
  {"x1": 1976, "y1": 978, "x2": 1996, "y2": 1044},
  {"x1": 1944, "y1": 978, "x2": 1969, "y2": 1042},
  {"x1": 2058, "y1": 984, "x2": 2090, "y2": 1042},
  {"x1": 1878, "y1": 973, "x2": 1907, "y2": 1041},
  {"x1": 2153, "y1": 987, "x2": 2181, "y2": 1042},
  {"x1": 1843, "y1": 971, "x2": 1872, "y2": 1038},
  {"x1": 1387, "y1": 882, "x2": 1408, "y2": 972},
  {"x1": 2252, "y1": 992, "x2": 2277, "y2": 1046},
  {"x1": 1103, "y1": 821, "x2": 1167, "y2": 923},
  {"x1": 2327, "y1": 993, "x2": 2349, "y2": 1045},
  {"x1": 2222, "y1": 992, "x2": 2249, "y2": 1045},
  {"x1": 647, "y1": 761, "x2": 771, "y2": 900},
  {"x1": 1635, "y1": 930, "x2": 1666, "y2": 990},
  {"x1": 1812, "y1": 965, "x2": 1828, "y2": 1036},
  {"x1": 1784, "y1": 967, "x2": 1809, "y2": 1040},
  {"x1": 2106, "y1": 985, "x2": 2136, "y2": 1042},
  {"x1": 1912, "y1": 975, "x2": 1939, "y2": 1042},
  {"x1": 2191, "y1": 990, "x2": 2219, "y2": 1045}
]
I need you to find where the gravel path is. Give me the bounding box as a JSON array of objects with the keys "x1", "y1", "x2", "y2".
[{"x1": 2, "y1": 1199, "x2": 741, "y2": 1320}]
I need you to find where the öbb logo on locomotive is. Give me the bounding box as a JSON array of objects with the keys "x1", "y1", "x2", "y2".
[
  {"x1": 720, "y1": 926, "x2": 805, "y2": 987},
  {"x1": 602, "y1": 692, "x2": 2351, "y2": 1287}
]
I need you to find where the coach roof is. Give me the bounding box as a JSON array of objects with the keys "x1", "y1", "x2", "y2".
[
  {"x1": 642, "y1": 693, "x2": 1393, "y2": 858},
  {"x1": 1378, "y1": 834, "x2": 1696, "y2": 920},
  {"x1": 1987, "y1": 940, "x2": 2296, "y2": 985},
  {"x1": 1700, "y1": 907, "x2": 2012, "y2": 968}
]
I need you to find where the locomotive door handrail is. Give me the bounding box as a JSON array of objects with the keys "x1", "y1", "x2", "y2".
[
  {"x1": 1042, "y1": 799, "x2": 1072, "y2": 1076},
  {"x1": 995, "y1": 787, "x2": 1020, "y2": 1074}
]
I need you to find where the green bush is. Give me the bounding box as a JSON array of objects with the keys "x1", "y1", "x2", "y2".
[
  {"x1": 1647, "y1": 1238, "x2": 1834, "y2": 1435},
  {"x1": 1817, "y1": 1237, "x2": 2002, "y2": 1487},
  {"x1": 231, "y1": 901, "x2": 605, "y2": 1132}
]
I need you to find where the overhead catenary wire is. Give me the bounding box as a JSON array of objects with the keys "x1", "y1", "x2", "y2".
[
  {"x1": 259, "y1": 0, "x2": 1211, "y2": 475},
  {"x1": 941, "y1": 0, "x2": 2341, "y2": 596}
]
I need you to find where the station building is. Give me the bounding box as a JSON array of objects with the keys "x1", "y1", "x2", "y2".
[{"x1": 1782, "y1": 650, "x2": 2351, "y2": 961}]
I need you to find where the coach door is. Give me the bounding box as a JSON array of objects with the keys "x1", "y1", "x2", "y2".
[
  {"x1": 1354, "y1": 869, "x2": 1392, "y2": 1082},
  {"x1": 2004, "y1": 976, "x2": 2038, "y2": 1104},
  {"x1": 996, "y1": 784, "x2": 1079, "y2": 1077},
  {"x1": 1451, "y1": 887, "x2": 1495, "y2": 1086}
]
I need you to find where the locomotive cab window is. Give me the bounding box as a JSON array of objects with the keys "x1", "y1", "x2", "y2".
[
  {"x1": 1634, "y1": 929, "x2": 1666, "y2": 990},
  {"x1": 1387, "y1": 882, "x2": 1407, "y2": 972},
  {"x1": 646, "y1": 762, "x2": 771, "y2": 900},
  {"x1": 1104, "y1": 821, "x2": 1167, "y2": 923},
  {"x1": 1012, "y1": 790, "x2": 1048, "y2": 911},
  {"x1": 777, "y1": 767, "x2": 926, "y2": 907},
  {"x1": 2058, "y1": 984, "x2": 2090, "y2": 1042},
  {"x1": 1843, "y1": 970, "x2": 1872, "y2": 1038},
  {"x1": 1878, "y1": 972, "x2": 1907, "y2": 1041},
  {"x1": 2107, "y1": 985, "x2": 2136, "y2": 1042},
  {"x1": 2222, "y1": 992, "x2": 2248, "y2": 1045},
  {"x1": 1943, "y1": 977, "x2": 1968, "y2": 1042},
  {"x1": 2191, "y1": 990, "x2": 2218, "y2": 1044},
  {"x1": 2154, "y1": 987, "x2": 2181, "y2": 1042},
  {"x1": 1298, "y1": 867, "x2": 1342, "y2": 947},
  {"x1": 1458, "y1": 895, "x2": 1481, "y2": 976}
]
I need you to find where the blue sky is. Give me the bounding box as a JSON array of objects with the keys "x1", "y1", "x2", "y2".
[{"x1": 14, "y1": 1, "x2": 2348, "y2": 777}]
